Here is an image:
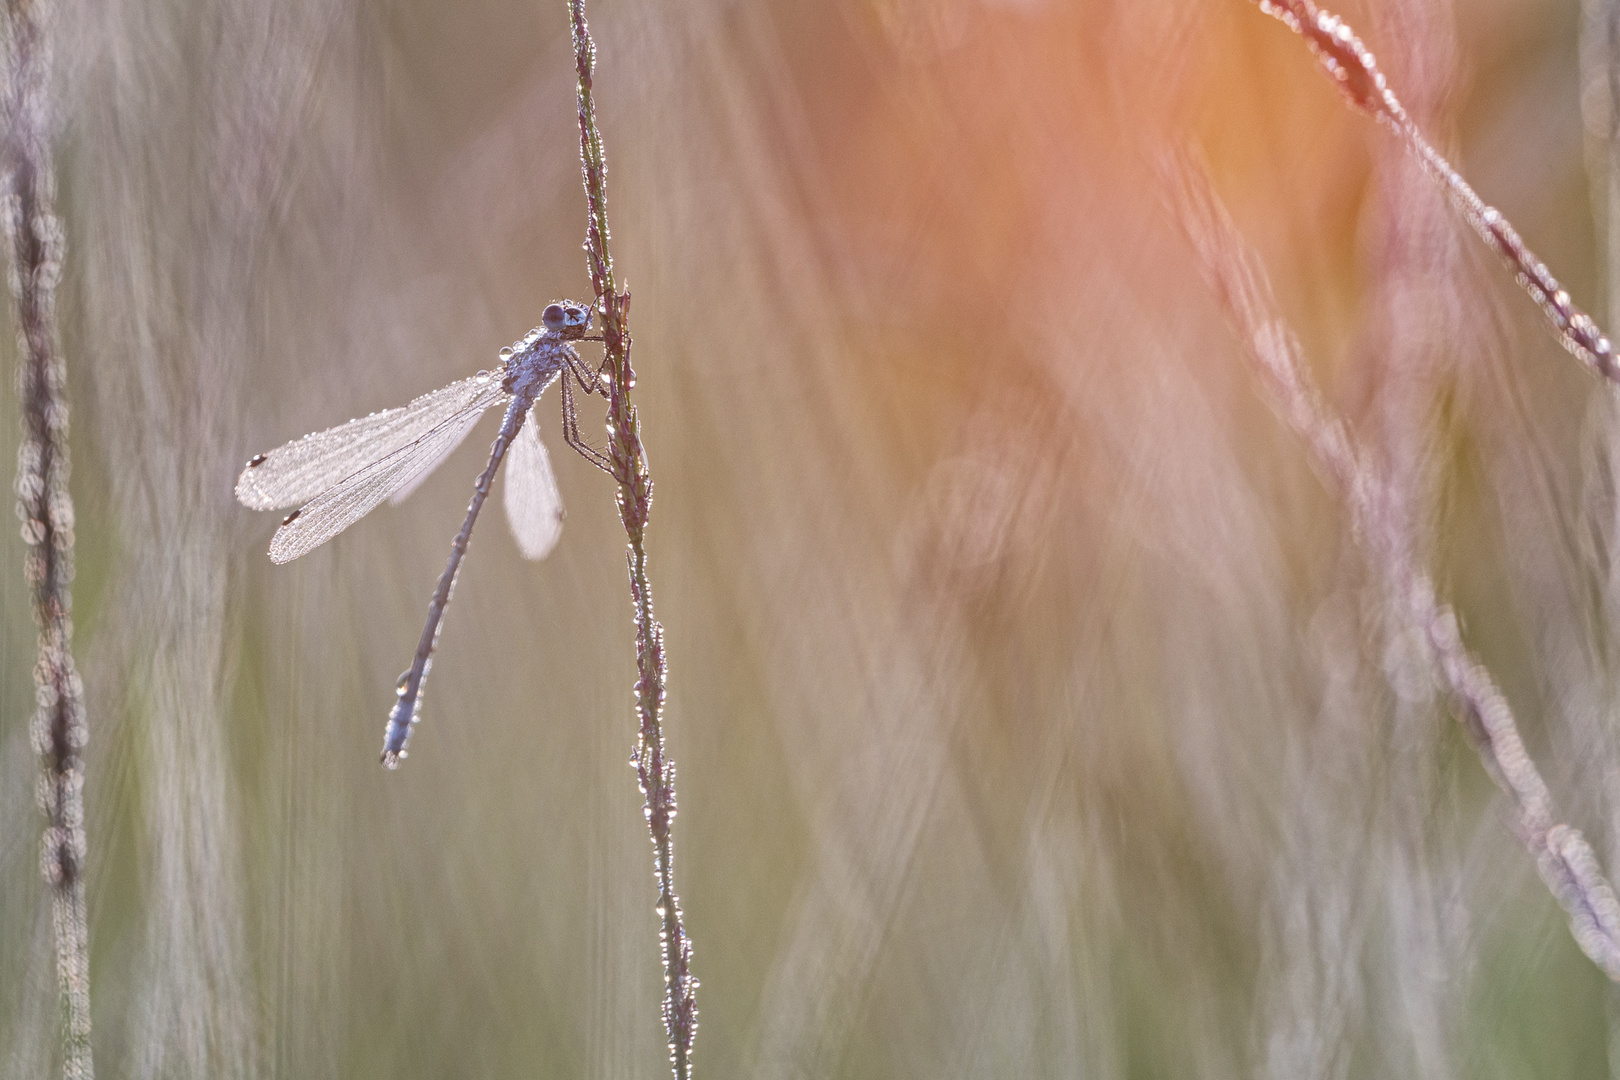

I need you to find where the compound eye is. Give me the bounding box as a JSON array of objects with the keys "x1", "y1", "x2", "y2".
[
  {"x1": 567, "y1": 305, "x2": 589, "y2": 325},
  {"x1": 542, "y1": 303, "x2": 567, "y2": 330}
]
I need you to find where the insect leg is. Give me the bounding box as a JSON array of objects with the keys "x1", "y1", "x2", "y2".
[
  {"x1": 560, "y1": 369, "x2": 615, "y2": 475},
  {"x1": 566, "y1": 349, "x2": 610, "y2": 397}
]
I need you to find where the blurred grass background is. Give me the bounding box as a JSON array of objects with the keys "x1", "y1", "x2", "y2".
[{"x1": 3, "y1": 0, "x2": 1619, "y2": 1076}]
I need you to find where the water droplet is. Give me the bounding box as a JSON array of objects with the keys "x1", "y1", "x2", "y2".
[
  {"x1": 396, "y1": 671, "x2": 410, "y2": 696},
  {"x1": 498, "y1": 347, "x2": 514, "y2": 361}
]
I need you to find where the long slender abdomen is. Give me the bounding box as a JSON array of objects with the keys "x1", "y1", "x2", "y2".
[{"x1": 382, "y1": 389, "x2": 534, "y2": 767}]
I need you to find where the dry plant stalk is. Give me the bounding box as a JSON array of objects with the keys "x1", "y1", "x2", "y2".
[
  {"x1": 1256, "y1": 0, "x2": 1620, "y2": 385},
  {"x1": 1579, "y1": 0, "x2": 1620, "y2": 324},
  {"x1": 567, "y1": 3, "x2": 698, "y2": 1076},
  {"x1": 1162, "y1": 146, "x2": 1620, "y2": 981},
  {"x1": 1, "y1": 0, "x2": 94, "y2": 1074}
]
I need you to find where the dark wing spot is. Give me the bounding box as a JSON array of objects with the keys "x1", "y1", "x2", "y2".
[
  {"x1": 248, "y1": 453, "x2": 267, "y2": 467},
  {"x1": 281, "y1": 509, "x2": 302, "y2": 525}
]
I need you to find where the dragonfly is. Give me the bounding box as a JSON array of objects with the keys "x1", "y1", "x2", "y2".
[{"x1": 236, "y1": 300, "x2": 612, "y2": 768}]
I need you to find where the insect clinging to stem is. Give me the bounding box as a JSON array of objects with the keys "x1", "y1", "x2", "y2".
[{"x1": 235, "y1": 300, "x2": 612, "y2": 767}]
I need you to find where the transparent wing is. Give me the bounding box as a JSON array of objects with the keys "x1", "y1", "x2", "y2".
[
  {"x1": 503, "y1": 406, "x2": 564, "y2": 560},
  {"x1": 236, "y1": 372, "x2": 505, "y2": 511},
  {"x1": 267, "y1": 387, "x2": 512, "y2": 564},
  {"x1": 387, "y1": 408, "x2": 486, "y2": 507}
]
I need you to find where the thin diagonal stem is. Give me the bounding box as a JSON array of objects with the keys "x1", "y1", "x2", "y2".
[
  {"x1": 2, "y1": 0, "x2": 95, "y2": 1074},
  {"x1": 1256, "y1": 0, "x2": 1620, "y2": 386},
  {"x1": 567, "y1": 4, "x2": 697, "y2": 1077},
  {"x1": 1162, "y1": 145, "x2": 1620, "y2": 981}
]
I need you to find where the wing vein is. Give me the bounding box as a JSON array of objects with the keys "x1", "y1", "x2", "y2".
[
  {"x1": 265, "y1": 383, "x2": 511, "y2": 563},
  {"x1": 236, "y1": 373, "x2": 505, "y2": 511}
]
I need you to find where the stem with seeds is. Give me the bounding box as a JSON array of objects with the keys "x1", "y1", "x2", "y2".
[
  {"x1": 1257, "y1": 0, "x2": 1620, "y2": 385},
  {"x1": 1163, "y1": 145, "x2": 1620, "y2": 981},
  {"x1": 567, "y1": 4, "x2": 697, "y2": 1076},
  {"x1": 2, "y1": 0, "x2": 94, "y2": 1074}
]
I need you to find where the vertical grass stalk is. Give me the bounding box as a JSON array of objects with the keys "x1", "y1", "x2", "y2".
[
  {"x1": 1162, "y1": 146, "x2": 1620, "y2": 982},
  {"x1": 1, "y1": 0, "x2": 94, "y2": 1075},
  {"x1": 1256, "y1": 0, "x2": 1620, "y2": 385},
  {"x1": 1579, "y1": 0, "x2": 1620, "y2": 325},
  {"x1": 567, "y1": 4, "x2": 698, "y2": 1076}
]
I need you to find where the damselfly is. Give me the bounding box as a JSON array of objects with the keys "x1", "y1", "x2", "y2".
[{"x1": 236, "y1": 300, "x2": 612, "y2": 767}]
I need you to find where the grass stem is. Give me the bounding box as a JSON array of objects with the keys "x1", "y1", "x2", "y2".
[
  {"x1": 2, "y1": 0, "x2": 95, "y2": 1073},
  {"x1": 1163, "y1": 144, "x2": 1620, "y2": 981},
  {"x1": 566, "y1": 4, "x2": 697, "y2": 1076},
  {"x1": 1257, "y1": 0, "x2": 1620, "y2": 385}
]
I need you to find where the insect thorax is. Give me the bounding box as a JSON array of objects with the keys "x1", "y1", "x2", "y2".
[{"x1": 501, "y1": 337, "x2": 572, "y2": 398}]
